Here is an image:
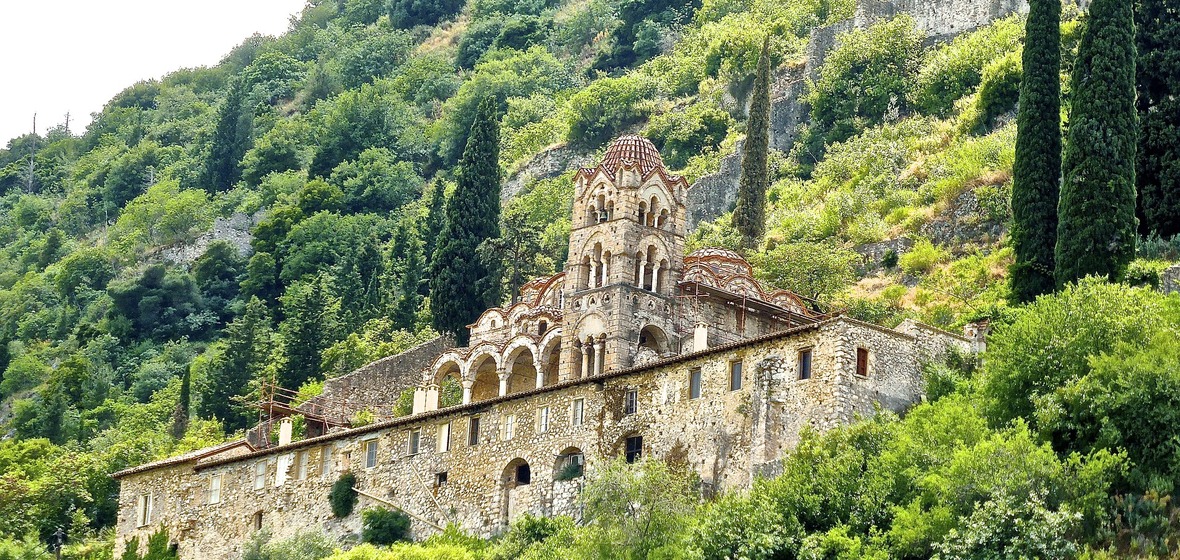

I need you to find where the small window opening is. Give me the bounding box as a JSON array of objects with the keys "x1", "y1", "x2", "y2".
[
  {"x1": 515, "y1": 463, "x2": 532, "y2": 485},
  {"x1": 252, "y1": 511, "x2": 263, "y2": 531},
  {"x1": 468, "y1": 417, "x2": 480, "y2": 446},
  {"x1": 856, "y1": 348, "x2": 869, "y2": 378},
  {"x1": 625, "y1": 436, "x2": 643, "y2": 463},
  {"x1": 729, "y1": 360, "x2": 743, "y2": 391},
  {"x1": 435, "y1": 472, "x2": 448, "y2": 487},
  {"x1": 624, "y1": 389, "x2": 638, "y2": 415},
  {"x1": 798, "y1": 349, "x2": 813, "y2": 380}
]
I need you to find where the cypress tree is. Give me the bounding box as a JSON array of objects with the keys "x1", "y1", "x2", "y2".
[
  {"x1": 1056, "y1": 0, "x2": 1138, "y2": 286},
  {"x1": 204, "y1": 77, "x2": 250, "y2": 191},
  {"x1": 423, "y1": 180, "x2": 447, "y2": 276},
  {"x1": 199, "y1": 297, "x2": 272, "y2": 431},
  {"x1": 171, "y1": 366, "x2": 191, "y2": 439},
  {"x1": 392, "y1": 233, "x2": 424, "y2": 331},
  {"x1": 279, "y1": 274, "x2": 342, "y2": 392},
  {"x1": 430, "y1": 97, "x2": 502, "y2": 343},
  {"x1": 1008, "y1": 0, "x2": 1062, "y2": 303},
  {"x1": 1135, "y1": 0, "x2": 1180, "y2": 238},
  {"x1": 733, "y1": 37, "x2": 771, "y2": 249}
]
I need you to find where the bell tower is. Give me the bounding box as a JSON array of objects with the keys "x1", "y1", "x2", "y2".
[{"x1": 558, "y1": 136, "x2": 689, "y2": 381}]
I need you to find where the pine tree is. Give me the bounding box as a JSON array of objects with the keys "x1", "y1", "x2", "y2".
[
  {"x1": 1008, "y1": 0, "x2": 1062, "y2": 303},
  {"x1": 1135, "y1": 0, "x2": 1180, "y2": 238},
  {"x1": 1056, "y1": 0, "x2": 1138, "y2": 286},
  {"x1": 199, "y1": 297, "x2": 273, "y2": 431},
  {"x1": 279, "y1": 275, "x2": 342, "y2": 391},
  {"x1": 423, "y1": 180, "x2": 448, "y2": 277},
  {"x1": 733, "y1": 37, "x2": 771, "y2": 249},
  {"x1": 430, "y1": 97, "x2": 502, "y2": 343}
]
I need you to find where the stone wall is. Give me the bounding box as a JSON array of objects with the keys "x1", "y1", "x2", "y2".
[
  {"x1": 304, "y1": 335, "x2": 457, "y2": 424},
  {"x1": 1163, "y1": 265, "x2": 1180, "y2": 295},
  {"x1": 114, "y1": 317, "x2": 967, "y2": 559},
  {"x1": 501, "y1": 145, "x2": 595, "y2": 201}
]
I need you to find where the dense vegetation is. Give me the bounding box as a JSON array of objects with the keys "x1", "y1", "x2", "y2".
[{"x1": 0, "y1": 0, "x2": 1177, "y2": 557}]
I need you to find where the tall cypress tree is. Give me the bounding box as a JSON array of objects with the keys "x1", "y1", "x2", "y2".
[
  {"x1": 279, "y1": 274, "x2": 342, "y2": 392},
  {"x1": 392, "y1": 235, "x2": 424, "y2": 331},
  {"x1": 733, "y1": 37, "x2": 771, "y2": 250},
  {"x1": 1056, "y1": 0, "x2": 1138, "y2": 286},
  {"x1": 1135, "y1": 0, "x2": 1180, "y2": 238},
  {"x1": 199, "y1": 296, "x2": 273, "y2": 431},
  {"x1": 204, "y1": 77, "x2": 250, "y2": 191},
  {"x1": 171, "y1": 366, "x2": 191, "y2": 439},
  {"x1": 1009, "y1": 0, "x2": 1062, "y2": 303},
  {"x1": 430, "y1": 97, "x2": 502, "y2": 343}
]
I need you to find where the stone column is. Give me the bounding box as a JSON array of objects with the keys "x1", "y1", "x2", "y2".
[
  {"x1": 534, "y1": 360, "x2": 545, "y2": 388},
  {"x1": 650, "y1": 263, "x2": 659, "y2": 292},
  {"x1": 498, "y1": 370, "x2": 509, "y2": 397},
  {"x1": 461, "y1": 379, "x2": 473, "y2": 405},
  {"x1": 593, "y1": 340, "x2": 604, "y2": 376},
  {"x1": 580, "y1": 343, "x2": 590, "y2": 379},
  {"x1": 637, "y1": 261, "x2": 646, "y2": 288},
  {"x1": 589, "y1": 262, "x2": 598, "y2": 288}
]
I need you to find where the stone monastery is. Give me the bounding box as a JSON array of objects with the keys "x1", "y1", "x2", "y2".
[{"x1": 112, "y1": 136, "x2": 978, "y2": 559}]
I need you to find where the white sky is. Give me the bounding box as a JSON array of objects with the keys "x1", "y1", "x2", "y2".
[{"x1": 0, "y1": 0, "x2": 310, "y2": 145}]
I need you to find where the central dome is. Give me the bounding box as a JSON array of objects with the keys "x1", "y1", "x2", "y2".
[{"x1": 600, "y1": 135, "x2": 665, "y2": 175}]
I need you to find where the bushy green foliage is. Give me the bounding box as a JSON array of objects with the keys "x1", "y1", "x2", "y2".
[
  {"x1": 752, "y1": 241, "x2": 858, "y2": 300},
  {"x1": 913, "y1": 15, "x2": 1024, "y2": 117},
  {"x1": 644, "y1": 103, "x2": 732, "y2": 170},
  {"x1": 362, "y1": 507, "x2": 412, "y2": 545},
  {"x1": 803, "y1": 16, "x2": 924, "y2": 166},
  {"x1": 898, "y1": 238, "x2": 948, "y2": 275},
  {"x1": 330, "y1": 472, "x2": 359, "y2": 518},
  {"x1": 241, "y1": 530, "x2": 335, "y2": 560},
  {"x1": 565, "y1": 76, "x2": 655, "y2": 148}
]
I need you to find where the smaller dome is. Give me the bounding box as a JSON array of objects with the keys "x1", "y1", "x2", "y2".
[
  {"x1": 685, "y1": 247, "x2": 754, "y2": 276},
  {"x1": 600, "y1": 135, "x2": 665, "y2": 175}
]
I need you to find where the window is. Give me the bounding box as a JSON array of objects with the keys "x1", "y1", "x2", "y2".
[
  {"x1": 623, "y1": 389, "x2": 638, "y2": 415},
  {"x1": 571, "y1": 398, "x2": 585, "y2": 426},
  {"x1": 856, "y1": 348, "x2": 869, "y2": 378},
  {"x1": 537, "y1": 407, "x2": 550, "y2": 433},
  {"x1": 437, "y1": 422, "x2": 451, "y2": 453},
  {"x1": 625, "y1": 436, "x2": 643, "y2": 463},
  {"x1": 408, "y1": 429, "x2": 421, "y2": 455},
  {"x1": 320, "y1": 446, "x2": 332, "y2": 478},
  {"x1": 729, "y1": 360, "x2": 743, "y2": 391},
  {"x1": 364, "y1": 439, "x2": 379, "y2": 468},
  {"x1": 515, "y1": 463, "x2": 532, "y2": 485},
  {"x1": 468, "y1": 417, "x2": 480, "y2": 446},
  {"x1": 503, "y1": 414, "x2": 516, "y2": 440},
  {"x1": 295, "y1": 451, "x2": 308, "y2": 480},
  {"x1": 798, "y1": 349, "x2": 813, "y2": 380},
  {"x1": 435, "y1": 472, "x2": 448, "y2": 487},
  {"x1": 538, "y1": 321, "x2": 548, "y2": 335},
  {"x1": 689, "y1": 368, "x2": 702, "y2": 399},
  {"x1": 137, "y1": 493, "x2": 152, "y2": 527},
  {"x1": 208, "y1": 474, "x2": 222, "y2": 504},
  {"x1": 275, "y1": 455, "x2": 290, "y2": 486},
  {"x1": 253, "y1": 461, "x2": 266, "y2": 490},
  {"x1": 252, "y1": 511, "x2": 263, "y2": 531}
]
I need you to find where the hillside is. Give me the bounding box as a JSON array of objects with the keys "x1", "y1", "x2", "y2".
[{"x1": 0, "y1": 0, "x2": 1178, "y2": 557}]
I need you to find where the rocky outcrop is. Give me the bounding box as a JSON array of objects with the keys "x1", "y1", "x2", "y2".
[
  {"x1": 685, "y1": 0, "x2": 1029, "y2": 231},
  {"x1": 502, "y1": 144, "x2": 595, "y2": 201},
  {"x1": 919, "y1": 188, "x2": 1007, "y2": 254},
  {"x1": 155, "y1": 212, "x2": 264, "y2": 265}
]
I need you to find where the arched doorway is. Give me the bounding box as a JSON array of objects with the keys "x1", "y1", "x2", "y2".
[
  {"x1": 505, "y1": 347, "x2": 537, "y2": 395},
  {"x1": 501, "y1": 458, "x2": 533, "y2": 525},
  {"x1": 554, "y1": 447, "x2": 584, "y2": 481}
]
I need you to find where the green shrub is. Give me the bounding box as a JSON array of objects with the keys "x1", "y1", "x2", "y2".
[
  {"x1": 1124, "y1": 258, "x2": 1172, "y2": 288},
  {"x1": 564, "y1": 76, "x2": 656, "y2": 148},
  {"x1": 898, "y1": 238, "x2": 948, "y2": 275},
  {"x1": 913, "y1": 15, "x2": 1024, "y2": 116},
  {"x1": 330, "y1": 472, "x2": 359, "y2": 518},
  {"x1": 881, "y1": 249, "x2": 899, "y2": 269},
  {"x1": 644, "y1": 103, "x2": 733, "y2": 170},
  {"x1": 363, "y1": 507, "x2": 412, "y2": 545},
  {"x1": 964, "y1": 50, "x2": 1023, "y2": 133}
]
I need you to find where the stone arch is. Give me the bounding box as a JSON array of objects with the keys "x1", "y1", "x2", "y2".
[
  {"x1": 429, "y1": 352, "x2": 466, "y2": 385},
  {"x1": 638, "y1": 324, "x2": 671, "y2": 355},
  {"x1": 503, "y1": 340, "x2": 540, "y2": 395},
  {"x1": 538, "y1": 330, "x2": 562, "y2": 387},
  {"x1": 501, "y1": 457, "x2": 534, "y2": 526},
  {"x1": 468, "y1": 352, "x2": 501, "y2": 402},
  {"x1": 554, "y1": 446, "x2": 585, "y2": 480}
]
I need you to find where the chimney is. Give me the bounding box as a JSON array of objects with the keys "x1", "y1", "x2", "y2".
[
  {"x1": 278, "y1": 418, "x2": 293, "y2": 446},
  {"x1": 694, "y1": 322, "x2": 709, "y2": 352},
  {"x1": 964, "y1": 320, "x2": 991, "y2": 353}
]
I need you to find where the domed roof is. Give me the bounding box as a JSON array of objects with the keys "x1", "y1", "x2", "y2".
[
  {"x1": 600, "y1": 135, "x2": 665, "y2": 175},
  {"x1": 684, "y1": 247, "x2": 754, "y2": 276}
]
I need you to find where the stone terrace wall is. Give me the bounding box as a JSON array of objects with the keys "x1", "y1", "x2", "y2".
[
  {"x1": 115, "y1": 318, "x2": 967, "y2": 559},
  {"x1": 1163, "y1": 265, "x2": 1180, "y2": 295},
  {"x1": 304, "y1": 335, "x2": 456, "y2": 424}
]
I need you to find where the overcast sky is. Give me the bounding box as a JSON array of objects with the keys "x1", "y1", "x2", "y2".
[{"x1": 0, "y1": 0, "x2": 310, "y2": 145}]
